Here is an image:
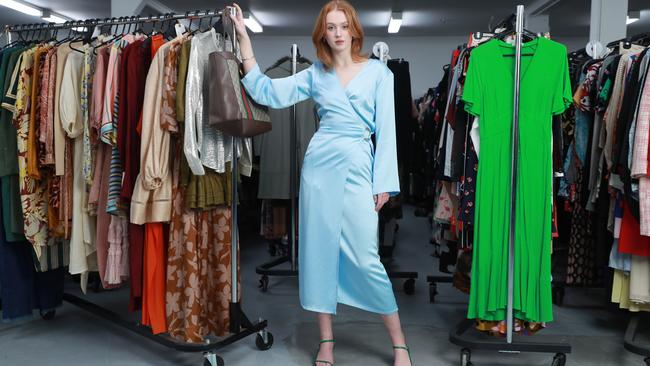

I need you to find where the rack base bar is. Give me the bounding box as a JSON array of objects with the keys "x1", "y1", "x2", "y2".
[
  {"x1": 624, "y1": 315, "x2": 650, "y2": 359},
  {"x1": 255, "y1": 255, "x2": 298, "y2": 277},
  {"x1": 450, "y1": 318, "x2": 572, "y2": 354},
  {"x1": 426, "y1": 275, "x2": 453, "y2": 303},
  {"x1": 427, "y1": 275, "x2": 453, "y2": 284},
  {"x1": 62, "y1": 293, "x2": 267, "y2": 353}
]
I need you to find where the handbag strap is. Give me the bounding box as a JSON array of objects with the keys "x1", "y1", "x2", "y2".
[{"x1": 221, "y1": 9, "x2": 239, "y2": 59}]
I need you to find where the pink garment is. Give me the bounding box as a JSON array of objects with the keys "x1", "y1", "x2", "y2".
[
  {"x1": 101, "y1": 35, "x2": 144, "y2": 145},
  {"x1": 90, "y1": 46, "x2": 109, "y2": 141},
  {"x1": 106, "y1": 216, "x2": 129, "y2": 285},
  {"x1": 632, "y1": 65, "x2": 650, "y2": 235},
  {"x1": 92, "y1": 143, "x2": 115, "y2": 289}
]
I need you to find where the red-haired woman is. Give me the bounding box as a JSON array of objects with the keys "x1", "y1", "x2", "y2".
[{"x1": 231, "y1": 1, "x2": 412, "y2": 365}]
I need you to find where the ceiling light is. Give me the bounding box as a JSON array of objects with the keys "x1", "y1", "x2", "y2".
[
  {"x1": 42, "y1": 10, "x2": 67, "y2": 24},
  {"x1": 243, "y1": 11, "x2": 263, "y2": 33},
  {"x1": 627, "y1": 11, "x2": 640, "y2": 25},
  {"x1": 0, "y1": 0, "x2": 43, "y2": 17},
  {"x1": 388, "y1": 12, "x2": 402, "y2": 34}
]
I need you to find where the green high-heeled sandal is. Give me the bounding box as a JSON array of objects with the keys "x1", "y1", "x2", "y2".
[
  {"x1": 314, "y1": 339, "x2": 335, "y2": 366},
  {"x1": 393, "y1": 344, "x2": 413, "y2": 366}
]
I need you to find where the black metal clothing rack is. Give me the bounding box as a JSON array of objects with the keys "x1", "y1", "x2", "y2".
[
  {"x1": 449, "y1": 7, "x2": 571, "y2": 366},
  {"x1": 4, "y1": 9, "x2": 273, "y2": 366}
]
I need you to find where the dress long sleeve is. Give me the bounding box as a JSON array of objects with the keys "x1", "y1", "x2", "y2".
[
  {"x1": 241, "y1": 63, "x2": 313, "y2": 109},
  {"x1": 371, "y1": 71, "x2": 400, "y2": 196}
]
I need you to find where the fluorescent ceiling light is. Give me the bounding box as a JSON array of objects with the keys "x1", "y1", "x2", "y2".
[
  {"x1": 388, "y1": 12, "x2": 402, "y2": 34},
  {"x1": 42, "y1": 13, "x2": 67, "y2": 24},
  {"x1": 0, "y1": 0, "x2": 43, "y2": 17},
  {"x1": 243, "y1": 11, "x2": 263, "y2": 33},
  {"x1": 627, "y1": 11, "x2": 640, "y2": 25}
]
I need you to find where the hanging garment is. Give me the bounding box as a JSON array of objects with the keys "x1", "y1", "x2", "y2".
[
  {"x1": 256, "y1": 60, "x2": 318, "y2": 199},
  {"x1": 166, "y1": 139, "x2": 237, "y2": 342},
  {"x1": 461, "y1": 37, "x2": 572, "y2": 323},
  {"x1": 242, "y1": 58, "x2": 400, "y2": 314},
  {"x1": 60, "y1": 49, "x2": 97, "y2": 292},
  {"x1": 184, "y1": 29, "x2": 252, "y2": 178}
]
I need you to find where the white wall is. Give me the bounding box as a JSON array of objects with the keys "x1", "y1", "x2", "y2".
[{"x1": 250, "y1": 34, "x2": 589, "y2": 100}]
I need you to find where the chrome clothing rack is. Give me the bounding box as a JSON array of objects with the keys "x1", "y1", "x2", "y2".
[{"x1": 448, "y1": 6, "x2": 572, "y2": 366}]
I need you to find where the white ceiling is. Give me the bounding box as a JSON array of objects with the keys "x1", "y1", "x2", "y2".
[{"x1": 0, "y1": 0, "x2": 648, "y2": 39}]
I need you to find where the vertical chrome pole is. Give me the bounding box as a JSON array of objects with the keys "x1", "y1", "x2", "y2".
[
  {"x1": 507, "y1": 4, "x2": 524, "y2": 345},
  {"x1": 231, "y1": 6, "x2": 239, "y2": 305},
  {"x1": 290, "y1": 44, "x2": 298, "y2": 271}
]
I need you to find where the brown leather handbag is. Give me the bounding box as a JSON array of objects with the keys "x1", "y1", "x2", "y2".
[{"x1": 207, "y1": 13, "x2": 271, "y2": 137}]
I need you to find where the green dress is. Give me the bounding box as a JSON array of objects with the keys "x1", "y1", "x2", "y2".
[{"x1": 462, "y1": 37, "x2": 572, "y2": 323}]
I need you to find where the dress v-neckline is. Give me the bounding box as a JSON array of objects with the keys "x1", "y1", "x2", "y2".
[
  {"x1": 333, "y1": 60, "x2": 371, "y2": 91},
  {"x1": 495, "y1": 37, "x2": 542, "y2": 81}
]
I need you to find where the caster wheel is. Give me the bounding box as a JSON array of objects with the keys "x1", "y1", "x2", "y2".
[
  {"x1": 203, "y1": 354, "x2": 224, "y2": 366},
  {"x1": 259, "y1": 276, "x2": 269, "y2": 292},
  {"x1": 40, "y1": 309, "x2": 56, "y2": 321},
  {"x1": 551, "y1": 353, "x2": 566, "y2": 366},
  {"x1": 404, "y1": 279, "x2": 415, "y2": 295},
  {"x1": 460, "y1": 348, "x2": 472, "y2": 366},
  {"x1": 429, "y1": 282, "x2": 438, "y2": 303},
  {"x1": 255, "y1": 331, "x2": 274, "y2": 351}
]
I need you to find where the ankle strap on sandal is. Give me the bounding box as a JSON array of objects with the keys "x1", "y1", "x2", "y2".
[
  {"x1": 320, "y1": 339, "x2": 336, "y2": 344},
  {"x1": 393, "y1": 345, "x2": 409, "y2": 350}
]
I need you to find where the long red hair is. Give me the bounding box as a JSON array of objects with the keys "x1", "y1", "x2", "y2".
[{"x1": 312, "y1": 0, "x2": 367, "y2": 69}]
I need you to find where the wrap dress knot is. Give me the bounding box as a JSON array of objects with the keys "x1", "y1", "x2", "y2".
[{"x1": 242, "y1": 59, "x2": 400, "y2": 314}]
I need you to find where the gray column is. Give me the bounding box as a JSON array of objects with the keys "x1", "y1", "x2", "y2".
[
  {"x1": 590, "y1": 0, "x2": 628, "y2": 45},
  {"x1": 527, "y1": 15, "x2": 550, "y2": 33}
]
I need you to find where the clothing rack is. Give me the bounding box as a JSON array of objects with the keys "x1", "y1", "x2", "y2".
[
  {"x1": 4, "y1": 8, "x2": 273, "y2": 366},
  {"x1": 449, "y1": 7, "x2": 571, "y2": 366},
  {"x1": 256, "y1": 44, "x2": 301, "y2": 291}
]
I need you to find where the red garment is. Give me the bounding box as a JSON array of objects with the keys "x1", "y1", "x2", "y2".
[
  {"x1": 619, "y1": 201, "x2": 650, "y2": 256},
  {"x1": 141, "y1": 222, "x2": 167, "y2": 334},
  {"x1": 119, "y1": 41, "x2": 151, "y2": 207},
  {"x1": 139, "y1": 35, "x2": 167, "y2": 329},
  {"x1": 116, "y1": 41, "x2": 151, "y2": 311}
]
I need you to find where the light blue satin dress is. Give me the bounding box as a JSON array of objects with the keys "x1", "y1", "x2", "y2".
[{"x1": 242, "y1": 58, "x2": 400, "y2": 314}]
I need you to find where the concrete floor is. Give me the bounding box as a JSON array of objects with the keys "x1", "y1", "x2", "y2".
[{"x1": 0, "y1": 205, "x2": 648, "y2": 366}]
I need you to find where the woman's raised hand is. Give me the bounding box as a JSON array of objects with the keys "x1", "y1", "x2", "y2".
[{"x1": 228, "y1": 3, "x2": 249, "y2": 41}]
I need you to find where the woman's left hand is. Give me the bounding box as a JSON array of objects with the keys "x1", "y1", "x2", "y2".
[{"x1": 374, "y1": 192, "x2": 390, "y2": 212}]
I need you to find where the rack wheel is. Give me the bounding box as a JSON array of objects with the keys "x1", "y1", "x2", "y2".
[
  {"x1": 429, "y1": 282, "x2": 438, "y2": 303},
  {"x1": 259, "y1": 275, "x2": 269, "y2": 292},
  {"x1": 644, "y1": 357, "x2": 650, "y2": 366},
  {"x1": 404, "y1": 279, "x2": 415, "y2": 295},
  {"x1": 551, "y1": 353, "x2": 566, "y2": 366},
  {"x1": 40, "y1": 309, "x2": 56, "y2": 321},
  {"x1": 255, "y1": 331, "x2": 274, "y2": 351},
  {"x1": 203, "y1": 353, "x2": 224, "y2": 366},
  {"x1": 460, "y1": 348, "x2": 472, "y2": 366}
]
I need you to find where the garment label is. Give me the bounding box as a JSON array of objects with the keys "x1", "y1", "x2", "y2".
[{"x1": 175, "y1": 23, "x2": 186, "y2": 38}]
